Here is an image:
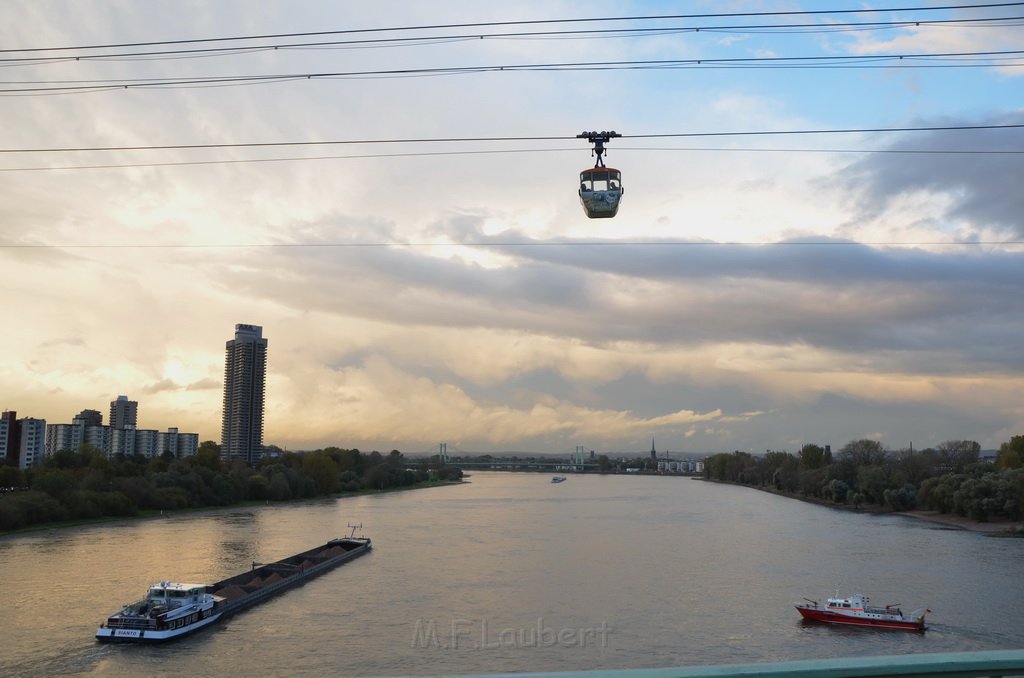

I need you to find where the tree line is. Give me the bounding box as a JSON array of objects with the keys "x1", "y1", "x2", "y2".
[
  {"x1": 703, "y1": 436, "x2": 1024, "y2": 522},
  {"x1": 0, "y1": 442, "x2": 463, "y2": 532}
]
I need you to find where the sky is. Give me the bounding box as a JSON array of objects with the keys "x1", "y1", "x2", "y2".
[{"x1": 1, "y1": 1, "x2": 1023, "y2": 457}]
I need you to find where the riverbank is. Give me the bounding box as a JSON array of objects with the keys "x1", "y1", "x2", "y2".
[
  {"x1": 702, "y1": 477, "x2": 1024, "y2": 536},
  {"x1": 0, "y1": 478, "x2": 464, "y2": 539},
  {"x1": 896, "y1": 509, "x2": 1024, "y2": 535}
]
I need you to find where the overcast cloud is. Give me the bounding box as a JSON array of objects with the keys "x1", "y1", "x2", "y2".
[{"x1": 2, "y1": 1, "x2": 1022, "y2": 455}]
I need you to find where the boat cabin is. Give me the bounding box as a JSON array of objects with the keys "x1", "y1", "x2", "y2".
[
  {"x1": 148, "y1": 582, "x2": 207, "y2": 609},
  {"x1": 827, "y1": 594, "x2": 868, "y2": 610},
  {"x1": 579, "y1": 167, "x2": 623, "y2": 219}
]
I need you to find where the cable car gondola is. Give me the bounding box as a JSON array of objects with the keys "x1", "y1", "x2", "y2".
[{"x1": 577, "y1": 131, "x2": 623, "y2": 219}]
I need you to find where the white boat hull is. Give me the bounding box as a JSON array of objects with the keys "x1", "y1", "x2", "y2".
[{"x1": 96, "y1": 610, "x2": 224, "y2": 642}]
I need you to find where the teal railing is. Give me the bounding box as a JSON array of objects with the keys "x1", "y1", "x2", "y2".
[{"x1": 442, "y1": 649, "x2": 1024, "y2": 678}]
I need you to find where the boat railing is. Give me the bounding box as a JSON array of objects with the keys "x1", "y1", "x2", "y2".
[
  {"x1": 103, "y1": 616, "x2": 156, "y2": 630},
  {"x1": 864, "y1": 605, "x2": 908, "y2": 617}
]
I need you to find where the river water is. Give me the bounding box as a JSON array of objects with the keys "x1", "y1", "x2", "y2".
[{"x1": 1, "y1": 472, "x2": 1021, "y2": 677}]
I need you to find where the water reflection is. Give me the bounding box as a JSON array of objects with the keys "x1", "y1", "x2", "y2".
[
  {"x1": 210, "y1": 511, "x2": 260, "y2": 570},
  {"x1": 0, "y1": 472, "x2": 1021, "y2": 677}
]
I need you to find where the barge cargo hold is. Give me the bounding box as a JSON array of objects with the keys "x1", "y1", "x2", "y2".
[{"x1": 96, "y1": 532, "x2": 372, "y2": 642}]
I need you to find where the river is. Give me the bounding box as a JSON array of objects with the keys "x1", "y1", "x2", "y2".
[{"x1": 1, "y1": 472, "x2": 1021, "y2": 677}]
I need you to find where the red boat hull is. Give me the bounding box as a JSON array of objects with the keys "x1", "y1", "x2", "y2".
[{"x1": 796, "y1": 605, "x2": 925, "y2": 631}]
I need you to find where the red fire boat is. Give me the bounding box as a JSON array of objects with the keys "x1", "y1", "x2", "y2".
[{"x1": 796, "y1": 593, "x2": 929, "y2": 631}]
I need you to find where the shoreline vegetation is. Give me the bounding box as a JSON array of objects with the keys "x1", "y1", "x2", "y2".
[
  {"x1": 702, "y1": 437, "x2": 1024, "y2": 538},
  {"x1": 0, "y1": 477, "x2": 464, "y2": 539},
  {"x1": 0, "y1": 443, "x2": 463, "y2": 537},
  {"x1": 705, "y1": 477, "x2": 1023, "y2": 535}
]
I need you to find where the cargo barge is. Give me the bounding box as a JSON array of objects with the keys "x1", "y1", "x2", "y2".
[{"x1": 96, "y1": 528, "x2": 371, "y2": 642}]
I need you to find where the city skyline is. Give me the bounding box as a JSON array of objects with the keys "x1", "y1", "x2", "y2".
[
  {"x1": 2, "y1": 392, "x2": 199, "y2": 466},
  {"x1": 1, "y1": 2, "x2": 1022, "y2": 455}
]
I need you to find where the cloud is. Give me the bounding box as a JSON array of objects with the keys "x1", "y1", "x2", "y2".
[
  {"x1": 211, "y1": 223, "x2": 1024, "y2": 373},
  {"x1": 186, "y1": 378, "x2": 221, "y2": 391},
  {"x1": 836, "y1": 112, "x2": 1024, "y2": 235},
  {"x1": 2, "y1": 2, "x2": 1023, "y2": 454},
  {"x1": 837, "y1": 9, "x2": 1024, "y2": 79},
  {"x1": 267, "y1": 352, "x2": 735, "y2": 450},
  {"x1": 37, "y1": 336, "x2": 86, "y2": 349},
  {"x1": 143, "y1": 378, "x2": 179, "y2": 395}
]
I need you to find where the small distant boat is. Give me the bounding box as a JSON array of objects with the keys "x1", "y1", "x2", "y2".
[
  {"x1": 551, "y1": 476, "x2": 567, "y2": 483},
  {"x1": 796, "y1": 593, "x2": 928, "y2": 631}
]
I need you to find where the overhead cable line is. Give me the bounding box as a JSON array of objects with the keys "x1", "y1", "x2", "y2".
[
  {"x1": 3, "y1": 16, "x2": 1022, "y2": 65},
  {"x1": 3, "y1": 145, "x2": 1024, "y2": 173},
  {"x1": 4, "y1": 2, "x2": 1021, "y2": 54},
  {"x1": 1, "y1": 240, "x2": 1022, "y2": 250},
  {"x1": 2, "y1": 49, "x2": 1023, "y2": 94},
  {"x1": 2, "y1": 123, "x2": 1021, "y2": 155}
]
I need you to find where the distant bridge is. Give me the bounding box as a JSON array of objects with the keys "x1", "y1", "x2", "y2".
[
  {"x1": 442, "y1": 460, "x2": 701, "y2": 476},
  {"x1": 448, "y1": 460, "x2": 597, "y2": 472}
]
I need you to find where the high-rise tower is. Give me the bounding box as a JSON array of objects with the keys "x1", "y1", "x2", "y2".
[
  {"x1": 221, "y1": 323, "x2": 268, "y2": 466},
  {"x1": 109, "y1": 395, "x2": 138, "y2": 430}
]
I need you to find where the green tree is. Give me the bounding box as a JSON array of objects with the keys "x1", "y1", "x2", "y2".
[
  {"x1": 799, "y1": 444, "x2": 831, "y2": 470},
  {"x1": 856, "y1": 465, "x2": 893, "y2": 504},
  {"x1": 997, "y1": 469, "x2": 1024, "y2": 519},
  {"x1": 997, "y1": 435, "x2": 1023, "y2": 470},
  {"x1": 3, "y1": 491, "x2": 67, "y2": 525},
  {"x1": 0, "y1": 465, "x2": 24, "y2": 488},
  {"x1": 953, "y1": 475, "x2": 997, "y2": 521},
  {"x1": 798, "y1": 467, "x2": 828, "y2": 498},
  {"x1": 32, "y1": 470, "x2": 75, "y2": 500},
  {"x1": 247, "y1": 474, "x2": 271, "y2": 500},
  {"x1": 920, "y1": 473, "x2": 964, "y2": 513},
  {"x1": 339, "y1": 470, "x2": 360, "y2": 492},
  {"x1": 337, "y1": 449, "x2": 363, "y2": 473},
  {"x1": 147, "y1": 456, "x2": 169, "y2": 474},
  {"x1": 302, "y1": 454, "x2": 340, "y2": 495},
  {"x1": 112, "y1": 476, "x2": 155, "y2": 508},
  {"x1": 363, "y1": 464, "x2": 388, "y2": 490},
  {"x1": 46, "y1": 448, "x2": 78, "y2": 470},
  {"x1": 0, "y1": 497, "x2": 24, "y2": 531},
  {"x1": 936, "y1": 440, "x2": 981, "y2": 473},
  {"x1": 839, "y1": 439, "x2": 887, "y2": 466},
  {"x1": 883, "y1": 484, "x2": 918, "y2": 511},
  {"x1": 269, "y1": 473, "x2": 293, "y2": 500},
  {"x1": 703, "y1": 451, "x2": 756, "y2": 483},
  {"x1": 824, "y1": 479, "x2": 849, "y2": 503},
  {"x1": 434, "y1": 466, "x2": 463, "y2": 482},
  {"x1": 211, "y1": 475, "x2": 235, "y2": 505},
  {"x1": 193, "y1": 441, "x2": 222, "y2": 472},
  {"x1": 893, "y1": 447, "x2": 937, "y2": 485}
]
